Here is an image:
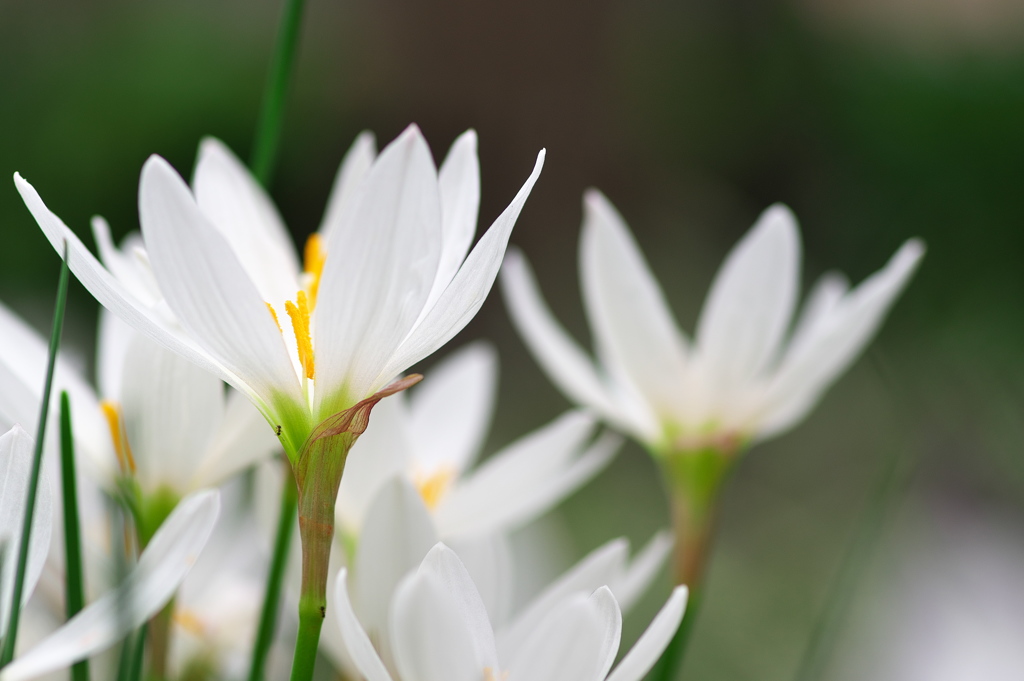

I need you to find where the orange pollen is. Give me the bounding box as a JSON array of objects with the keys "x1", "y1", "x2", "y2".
[
  {"x1": 173, "y1": 610, "x2": 206, "y2": 636},
  {"x1": 303, "y1": 233, "x2": 327, "y2": 310},
  {"x1": 100, "y1": 400, "x2": 136, "y2": 475},
  {"x1": 414, "y1": 466, "x2": 456, "y2": 510},
  {"x1": 285, "y1": 290, "x2": 315, "y2": 380},
  {"x1": 266, "y1": 302, "x2": 282, "y2": 332}
]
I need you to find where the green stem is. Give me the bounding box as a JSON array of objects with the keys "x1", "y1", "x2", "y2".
[
  {"x1": 250, "y1": 0, "x2": 308, "y2": 186},
  {"x1": 147, "y1": 600, "x2": 174, "y2": 681},
  {"x1": 59, "y1": 392, "x2": 90, "y2": 681},
  {"x1": 0, "y1": 246, "x2": 70, "y2": 666},
  {"x1": 290, "y1": 599, "x2": 325, "y2": 681},
  {"x1": 248, "y1": 461, "x2": 298, "y2": 681}
]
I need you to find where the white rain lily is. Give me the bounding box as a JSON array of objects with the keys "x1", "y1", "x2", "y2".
[
  {"x1": 0, "y1": 426, "x2": 52, "y2": 641},
  {"x1": 18, "y1": 125, "x2": 545, "y2": 463},
  {"x1": 502, "y1": 190, "x2": 924, "y2": 453},
  {"x1": 0, "y1": 489, "x2": 220, "y2": 681},
  {"x1": 333, "y1": 542, "x2": 687, "y2": 681},
  {"x1": 336, "y1": 341, "x2": 621, "y2": 542},
  {"x1": 321, "y1": 477, "x2": 672, "y2": 676}
]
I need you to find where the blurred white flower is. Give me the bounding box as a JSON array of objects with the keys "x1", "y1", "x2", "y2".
[
  {"x1": 502, "y1": 190, "x2": 924, "y2": 453},
  {"x1": 333, "y1": 542, "x2": 687, "y2": 681},
  {"x1": 0, "y1": 489, "x2": 220, "y2": 681},
  {"x1": 336, "y1": 341, "x2": 621, "y2": 542},
  {"x1": 18, "y1": 126, "x2": 545, "y2": 460}
]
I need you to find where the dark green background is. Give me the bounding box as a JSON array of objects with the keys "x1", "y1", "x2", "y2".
[{"x1": 3, "y1": 1, "x2": 1023, "y2": 678}]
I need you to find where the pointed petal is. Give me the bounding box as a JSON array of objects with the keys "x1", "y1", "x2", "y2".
[
  {"x1": 320, "y1": 131, "x2": 378, "y2": 243},
  {"x1": 314, "y1": 126, "x2": 443, "y2": 409},
  {"x1": 695, "y1": 204, "x2": 801, "y2": 391},
  {"x1": 192, "y1": 138, "x2": 301, "y2": 304},
  {"x1": 436, "y1": 414, "x2": 619, "y2": 538},
  {"x1": 336, "y1": 396, "x2": 413, "y2": 534},
  {"x1": 759, "y1": 239, "x2": 925, "y2": 439},
  {"x1": 421, "y1": 130, "x2": 481, "y2": 313},
  {"x1": 15, "y1": 174, "x2": 249, "y2": 400},
  {"x1": 446, "y1": 532, "x2": 514, "y2": 627},
  {"x1": 352, "y1": 478, "x2": 438, "y2": 645},
  {"x1": 90, "y1": 219, "x2": 163, "y2": 308},
  {"x1": 506, "y1": 588, "x2": 619, "y2": 681},
  {"x1": 377, "y1": 150, "x2": 545, "y2": 388},
  {"x1": 499, "y1": 250, "x2": 634, "y2": 428},
  {"x1": 0, "y1": 490, "x2": 220, "y2": 681},
  {"x1": 391, "y1": 544, "x2": 498, "y2": 681},
  {"x1": 138, "y1": 156, "x2": 302, "y2": 411},
  {"x1": 120, "y1": 334, "x2": 224, "y2": 495},
  {"x1": 580, "y1": 190, "x2": 688, "y2": 416},
  {"x1": 0, "y1": 426, "x2": 51, "y2": 638},
  {"x1": 193, "y1": 388, "x2": 280, "y2": 489},
  {"x1": 332, "y1": 569, "x2": 395, "y2": 681},
  {"x1": 409, "y1": 341, "x2": 497, "y2": 474},
  {"x1": 610, "y1": 530, "x2": 673, "y2": 613},
  {"x1": 606, "y1": 586, "x2": 688, "y2": 681}
]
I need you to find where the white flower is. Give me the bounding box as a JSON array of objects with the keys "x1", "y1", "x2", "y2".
[
  {"x1": 336, "y1": 341, "x2": 621, "y2": 541},
  {"x1": 0, "y1": 480, "x2": 221, "y2": 681},
  {"x1": 17, "y1": 126, "x2": 545, "y2": 459},
  {"x1": 321, "y1": 477, "x2": 672, "y2": 677},
  {"x1": 333, "y1": 542, "x2": 687, "y2": 681},
  {"x1": 501, "y1": 190, "x2": 924, "y2": 453}
]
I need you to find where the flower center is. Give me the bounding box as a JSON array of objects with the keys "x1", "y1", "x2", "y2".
[
  {"x1": 265, "y1": 234, "x2": 327, "y2": 382},
  {"x1": 100, "y1": 399, "x2": 137, "y2": 475},
  {"x1": 484, "y1": 667, "x2": 509, "y2": 681},
  {"x1": 413, "y1": 466, "x2": 455, "y2": 510}
]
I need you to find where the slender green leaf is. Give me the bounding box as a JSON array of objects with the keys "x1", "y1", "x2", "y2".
[
  {"x1": 0, "y1": 243, "x2": 70, "y2": 666},
  {"x1": 59, "y1": 391, "x2": 90, "y2": 681}
]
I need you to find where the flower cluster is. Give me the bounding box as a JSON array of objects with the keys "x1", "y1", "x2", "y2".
[{"x1": 0, "y1": 123, "x2": 921, "y2": 681}]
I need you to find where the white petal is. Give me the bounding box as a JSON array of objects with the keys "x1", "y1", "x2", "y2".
[
  {"x1": 314, "y1": 125, "x2": 443, "y2": 411},
  {"x1": 500, "y1": 250, "x2": 649, "y2": 437},
  {"x1": 759, "y1": 238, "x2": 925, "y2": 439},
  {"x1": 352, "y1": 477, "x2": 438, "y2": 647},
  {"x1": 119, "y1": 334, "x2": 224, "y2": 495},
  {"x1": 436, "y1": 414, "x2": 619, "y2": 538},
  {"x1": 446, "y1": 532, "x2": 514, "y2": 627},
  {"x1": 332, "y1": 569, "x2": 394, "y2": 681},
  {"x1": 694, "y1": 204, "x2": 801, "y2": 392},
  {"x1": 391, "y1": 544, "x2": 498, "y2": 681},
  {"x1": 0, "y1": 426, "x2": 51, "y2": 638},
  {"x1": 320, "y1": 131, "x2": 378, "y2": 243},
  {"x1": 409, "y1": 341, "x2": 497, "y2": 474},
  {"x1": 14, "y1": 174, "x2": 249, "y2": 401},
  {"x1": 498, "y1": 538, "x2": 630, "y2": 660},
  {"x1": 420, "y1": 130, "x2": 481, "y2": 314},
  {"x1": 336, "y1": 396, "x2": 412, "y2": 534},
  {"x1": 580, "y1": 190, "x2": 688, "y2": 417},
  {"x1": 610, "y1": 530, "x2": 673, "y2": 613},
  {"x1": 90, "y1": 219, "x2": 162, "y2": 309},
  {"x1": 138, "y1": 156, "x2": 303, "y2": 414},
  {"x1": 0, "y1": 489, "x2": 220, "y2": 681},
  {"x1": 96, "y1": 309, "x2": 134, "y2": 401},
  {"x1": 193, "y1": 388, "x2": 280, "y2": 490},
  {"x1": 785, "y1": 271, "x2": 849, "y2": 356},
  {"x1": 506, "y1": 588, "x2": 619, "y2": 681},
  {"x1": 605, "y1": 586, "x2": 688, "y2": 681},
  {"x1": 377, "y1": 150, "x2": 546, "y2": 388},
  {"x1": 192, "y1": 138, "x2": 301, "y2": 305}
]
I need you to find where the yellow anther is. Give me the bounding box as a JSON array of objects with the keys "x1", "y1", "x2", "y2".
[
  {"x1": 285, "y1": 290, "x2": 315, "y2": 380},
  {"x1": 414, "y1": 466, "x2": 456, "y2": 510},
  {"x1": 100, "y1": 400, "x2": 136, "y2": 475},
  {"x1": 303, "y1": 233, "x2": 327, "y2": 310},
  {"x1": 173, "y1": 609, "x2": 206, "y2": 635},
  {"x1": 483, "y1": 668, "x2": 509, "y2": 681},
  {"x1": 266, "y1": 302, "x2": 282, "y2": 332}
]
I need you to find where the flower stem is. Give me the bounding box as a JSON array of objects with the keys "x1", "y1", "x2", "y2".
[
  {"x1": 0, "y1": 246, "x2": 69, "y2": 666},
  {"x1": 248, "y1": 461, "x2": 298, "y2": 681},
  {"x1": 147, "y1": 601, "x2": 174, "y2": 681},
  {"x1": 250, "y1": 0, "x2": 308, "y2": 186},
  {"x1": 59, "y1": 391, "x2": 90, "y2": 681}
]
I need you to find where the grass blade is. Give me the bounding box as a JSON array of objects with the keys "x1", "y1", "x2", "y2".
[
  {"x1": 0, "y1": 243, "x2": 70, "y2": 666},
  {"x1": 59, "y1": 391, "x2": 90, "y2": 681}
]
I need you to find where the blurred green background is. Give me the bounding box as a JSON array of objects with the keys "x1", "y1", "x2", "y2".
[{"x1": 3, "y1": 0, "x2": 1024, "y2": 679}]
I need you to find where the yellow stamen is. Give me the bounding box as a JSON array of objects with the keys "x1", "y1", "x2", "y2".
[
  {"x1": 483, "y1": 668, "x2": 509, "y2": 681},
  {"x1": 303, "y1": 233, "x2": 327, "y2": 310},
  {"x1": 174, "y1": 610, "x2": 206, "y2": 635},
  {"x1": 285, "y1": 290, "x2": 315, "y2": 380},
  {"x1": 100, "y1": 400, "x2": 136, "y2": 474},
  {"x1": 414, "y1": 466, "x2": 456, "y2": 510},
  {"x1": 266, "y1": 302, "x2": 282, "y2": 332}
]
